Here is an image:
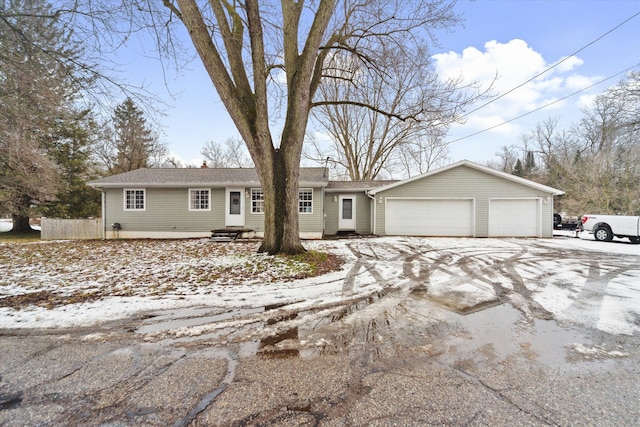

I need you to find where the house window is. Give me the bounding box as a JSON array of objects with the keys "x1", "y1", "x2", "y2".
[
  {"x1": 189, "y1": 188, "x2": 210, "y2": 211},
  {"x1": 251, "y1": 188, "x2": 264, "y2": 213},
  {"x1": 124, "y1": 189, "x2": 145, "y2": 211},
  {"x1": 299, "y1": 188, "x2": 313, "y2": 213}
]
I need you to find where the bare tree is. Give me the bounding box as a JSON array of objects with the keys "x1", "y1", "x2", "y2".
[
  {"x1": 395, "y1": 132, "x2": 450, "y2": 177},
  {"x1": 202, "y1": 137, "x2": 253, "y2": 168},
  {"x1": 70, "y1": 0, "x2": 463, "y2": 253},
  {"x1": 155, "y1": 0, "x2": 466, "y2": 253},
  {"x1": 487, "y1": 145, "x2": 519, "y2": 173},
  {"x1": 306, "y1": 40, "x2": 478, "y2": 180},
  {"x1": 492, "y1": 72, "x2": 640, "y2": 217}
]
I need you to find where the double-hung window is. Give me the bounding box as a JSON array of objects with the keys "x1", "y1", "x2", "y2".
[
  {"x1": 189, "y1": 188, "x2": 210, "y2": 211},
  {"x1": 298, "y1": 189, "x2": 313, "y2": 213},
  {"x1": 249, "y1": 188, "x2": 313, "y2": 213},
  {"x1": 124, "y1": 189, "x2": 145, "y2": 211},
  {"x1": 251, "y1": 188, "x2": 264, "y2": 213}
]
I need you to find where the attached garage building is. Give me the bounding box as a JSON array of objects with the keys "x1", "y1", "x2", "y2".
[
  {"x1": 385, "y1": 198, "x2": 474, "y2": 236},
  {"x1": 369, "y1": 161, "x2": 563, "y2": 238}
]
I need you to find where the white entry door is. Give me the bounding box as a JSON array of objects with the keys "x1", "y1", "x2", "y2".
[
  {"x1": 225, "y1": 188, "x2": 245, "y2": 227},
  {"x1": 338, "y1": 195, "x2": 356, "y2": 230}
]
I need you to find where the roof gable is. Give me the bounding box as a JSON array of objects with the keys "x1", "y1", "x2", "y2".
[{"x1": 368, "y1": 160, "x2": 564, "y2": 196}]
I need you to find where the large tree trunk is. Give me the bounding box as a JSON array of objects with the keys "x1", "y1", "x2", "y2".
[
  {"x1": 11, "y1": 214, "x2": 34, "y2": 233},
  {"x1": 257, "y1": 148, "x2": 305, "y2": 255},
  {"x1": 168, "y1": 0, "x2": 333, "y2": 254}
]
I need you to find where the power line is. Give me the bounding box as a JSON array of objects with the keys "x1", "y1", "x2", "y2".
[
  {"x1": 447, "y1": 62, "x2": 640, "y2": 144},
  {"x1": 460, "y1": 10, "x2": 640, "y2": 119}
]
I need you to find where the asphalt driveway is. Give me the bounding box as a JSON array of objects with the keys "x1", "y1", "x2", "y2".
[{"x1": 1, "y1": 236, "x2": 639, "y2": 425}]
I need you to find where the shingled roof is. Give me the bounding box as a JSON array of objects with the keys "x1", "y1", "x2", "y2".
[
  {"x1": 88, "y1": 167, "x2": 329, "y2": 188},
  {"x1": 325, "y1": 180, "x2": 398, "y2": 192}
]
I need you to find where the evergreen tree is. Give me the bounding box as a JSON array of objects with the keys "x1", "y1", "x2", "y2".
[
  {"x1": 93, "y1": 98, "x2": 165, "y2": 174},
  {"x1": 524, "y1": 151, "x2": 536, "y2": 174},
  {"x1": 110, "y1": 98, "x2": 161, "y2": 173},
  {"x1": 512, "y1": 159, "x2": 523, "y2": 177},
  {"x1": 41, "y1": 113, "x2": 102, "y2": 218}
]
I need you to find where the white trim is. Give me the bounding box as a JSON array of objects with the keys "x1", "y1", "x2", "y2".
[
  {"x1": 250, "y1": 188, "x2": 265, "y2": 214},
  {"x1": 225, "y1": 188, "x2": 245, "y2": 227},
  {"x1": 338, "y1": 194, "x2": 357, "y2": 230},
  {"x1": 188, "y1": 188, "x2": 211, "y2": 211},
  {"x1": 123, "y1": 188, "x2": 146, "y2": 211},
  {"x1": 298, "y1": 188, "x2": 313, "y2": 214}
]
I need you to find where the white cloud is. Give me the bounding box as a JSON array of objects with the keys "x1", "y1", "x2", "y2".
[
  {"x1": 432, "y1": 39, "x2": 607, "y2": 162},
  {"x1": 432, "y1": 39, "x2": 600, "y2": 132},
  {"x1": 434, "y1": 39, "x2": 546, "y2": 93},
  {"x1": 565, "y1": 73, "x2": 601, "y2": 91},
  {"x1": 555, "y1": 55, "x2": 584, "y2": 73},
  {"x1": 577, "y1": 93, "x2": 598, "y2": 109}
]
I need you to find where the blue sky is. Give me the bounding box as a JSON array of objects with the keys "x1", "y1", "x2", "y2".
[
  {"x1": 119, "y1": 0, "x2": 640, "y2": 168},
  {"x1": 432, "y1": 0, "x2": 640, "y2": 164}
]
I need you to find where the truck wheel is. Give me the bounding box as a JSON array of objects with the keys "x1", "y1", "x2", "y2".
[
  {"x1": 629, "y1": 237, "x2": 640, "y2": 243},
  {"x1": 594, "y1": 226, "x2": 613, "y2": 242}
]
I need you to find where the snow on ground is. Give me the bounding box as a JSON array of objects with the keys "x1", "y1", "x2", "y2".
[
  {"x1": 0, "y1": 219, "x2": 11, "y2": 233},
  {"x1": 1, "y1": 229, "x2": 639, "y2": 336}
]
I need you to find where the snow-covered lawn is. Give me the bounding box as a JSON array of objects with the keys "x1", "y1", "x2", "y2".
[{"x1": 1, "y1": 222, "x2": 639, "y2": 336}]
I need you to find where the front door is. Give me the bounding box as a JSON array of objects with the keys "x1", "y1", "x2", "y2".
[
  {"x1": 338, "y1": 195, "x2": 356, "y2": 230},
  {"x1": 225, "y1": 188, "x2": 245, "y2": 227}
]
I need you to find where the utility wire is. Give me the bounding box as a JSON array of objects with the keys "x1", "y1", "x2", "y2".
[
  {"x1": 460, "y1": 10, "x2": 640, "y2": 119},
  {"x1": 447, "y1": 62, "x2": 640, "y2": 144}
]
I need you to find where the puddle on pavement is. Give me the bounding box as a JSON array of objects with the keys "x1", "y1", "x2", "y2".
[
  {"x1": 133, "y1": 293, "x2": 608, "y2": 370},
  {"x1": 444, "y1": 303, "x2": 592, "y2": 369}
]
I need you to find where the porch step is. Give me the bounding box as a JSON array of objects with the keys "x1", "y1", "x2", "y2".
[
  {"x1": 335, "y1": 230, "x2": 359, "y2": 239},
  {"x1": 210, "y1": 228, "x2": 253, "y2": 241}
]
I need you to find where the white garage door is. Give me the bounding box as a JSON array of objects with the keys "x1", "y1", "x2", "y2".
[
  {"x1": 489, "y1": 199, "x2": 540, "y2": 237},
  {"x1": 385, "y1": 199, "x2": 473, "y2": 236}
]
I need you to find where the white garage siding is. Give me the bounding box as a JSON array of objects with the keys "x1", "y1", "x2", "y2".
[
  {"x1": 488, "y1": 198, "x2": 541, "y2": 237},
  {"x1": 385, "y1": 198, "x2": 474, "y2": 236}
]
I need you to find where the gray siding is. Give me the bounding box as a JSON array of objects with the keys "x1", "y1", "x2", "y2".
[
  {"x1": 104, "y1": 186, "x2": 324, "y2": 236},
  {"x1": 104, "y1": 188, "x2": 225, "y2": 233},
  {"x1": 298, "y1": 187, "x2": 324, "y2": 234},
  {"x1": 323, "y1": 192, "x2": 372, "y2": 235},
  {"x1": 374, "y1": 165, "x2": 555, "y2": 237}
]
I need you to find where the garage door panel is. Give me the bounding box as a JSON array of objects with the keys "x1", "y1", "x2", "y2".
[
  {"x1": 489, "y1": 199, "x2": 539, "y2": 237},
  {"x1": 386, "y1": 199, "x2": 473, "y2": 236}
]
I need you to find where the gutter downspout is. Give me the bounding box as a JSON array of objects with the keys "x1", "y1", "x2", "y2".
[{"x1": 366, "y1": 190, "x2": 376, "y2": 235}]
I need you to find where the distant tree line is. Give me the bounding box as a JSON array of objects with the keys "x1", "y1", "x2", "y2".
[{"x1": 489, "y1": 71, "x2": 640, "y2": 217}]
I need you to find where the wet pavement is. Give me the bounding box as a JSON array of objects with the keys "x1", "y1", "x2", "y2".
[{"x1": 1, "y1": 237, "x2": 639, "y2": 425}]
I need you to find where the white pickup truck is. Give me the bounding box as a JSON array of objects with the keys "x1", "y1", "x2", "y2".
[{"x1": 580, "y1": 214, "x2": 640, "y2": 243}]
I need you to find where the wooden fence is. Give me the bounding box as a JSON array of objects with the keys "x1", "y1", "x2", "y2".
[{"x1": 41, "y1": 218, "x2": 103, "y2": 240}]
